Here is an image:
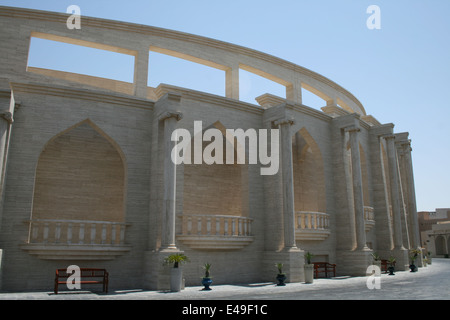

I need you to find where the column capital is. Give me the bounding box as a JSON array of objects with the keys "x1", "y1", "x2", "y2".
[
  {"x1": 273, "y1": 116, "x2": 295, "y2": 127},
  {"x1": 381, "y1": 134, "x2": 396, "y2": 141},
  {"x1": 344, "y1": 126, "x2": 360, "y2": 134},
  {"x1": 158, "y1": 111, "x2": 183, "y2": 122},
  {"x1": 0, "y1": 111, "x2": 13, "y2": 124}
]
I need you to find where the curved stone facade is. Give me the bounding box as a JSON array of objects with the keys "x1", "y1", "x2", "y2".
[{"x1": 0, "y1": 6, "x2": 421, "y2": 291}]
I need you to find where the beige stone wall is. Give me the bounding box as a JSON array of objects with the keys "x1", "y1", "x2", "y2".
[
  {"x1": 0, "y1": 7, "x2": 420, "y2": 290},
  {"x1": 32, "y1": 122, "x2": 125, "y2": 222}
]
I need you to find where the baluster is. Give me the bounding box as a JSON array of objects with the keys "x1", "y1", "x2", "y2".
[
  {"x1": 43, "y1": 222, "x2": 49, "y2": 243},
  {"x1": 31, "y1": 221, "x2": 39, "y2": 243},
  {"x1": 215, "y1": 217, "x2": 221, "y2": 235},
  {"x1": 224, "y1": 218, "x2": 229, "y2": 236},
  {"x1": 197, "y1": 217, "x2": 202, "y2": 235},
  {"x1": 55, "y1": 222, "x2": 61, "y2": 244},
  {"x1": 206, "y1": 217, "x2": 211, "y2": 235},
  {"x1": 79, "y1": 223, "x2": 85, "y2": 244},
  {"x1": 120, "y1": 224, "x2": 126, "y2": 245},
  {"x1": 101, "y1": 224, "x2": 107, "y2": 244},
  {"x1": 187, "y1": 216, "x2": 192, "y2": 235},
  {"x1": 67, "y1": 223, "x2": 73, "y2": 244},
  {"x1": 90, "y1": 223, "x2": 96, "y2": 244},
  {"x1": 111, "y1": 224, "x2": 117, "y2": 245}
]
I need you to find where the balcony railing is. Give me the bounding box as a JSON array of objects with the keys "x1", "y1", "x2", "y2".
[
  {"x1": 295, "y1": 211, "x2": 331, "y2": 241},
  {"x1": 177, "y1": 214, "x2": 254, "y2": 250},
  {"x1": 21, "y1": 219, "x2": 131, "y2": 260},
  {"x1": 364, "y1": 206, "x2": 375, "y2": 231}
]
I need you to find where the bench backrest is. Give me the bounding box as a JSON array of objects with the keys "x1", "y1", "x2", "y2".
[{"x1": 56, "y1": 268, "x2": 108, "y2": 278}]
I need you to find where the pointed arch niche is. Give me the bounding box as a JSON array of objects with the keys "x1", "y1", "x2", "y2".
[
  {"x1": 292, "y1": 128, "x2": 330, "y2": 241},
  {"x1": 177, "y1": 121, "x2": 253, "y2": 250},
  {"x1": 22, "y1": 119, "x2": 131, "y2": 260}
]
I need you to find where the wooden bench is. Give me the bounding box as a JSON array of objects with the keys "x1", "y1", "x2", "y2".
[
  {"x1": 54, "y1": 268, "x2": 109, "y2": 294},
  {"x1": 313, "y1": 262, "x2": 336, "y2": 278}
]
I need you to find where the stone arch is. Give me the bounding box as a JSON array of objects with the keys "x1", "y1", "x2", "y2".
[
  {"x1": 31, "y1": 119, "x2": 127, "y2": 223},
  {"x1": 292, "y1": 127, "x2": 326, "y2": 213},
  {"x1": 182, "y1": 121, "x2": 248, "y2": 217}
]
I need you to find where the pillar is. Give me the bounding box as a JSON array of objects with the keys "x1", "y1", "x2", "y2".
[
  {"x1": 225, "y1": 65, "x2": 239, "y2": 100},
  {"x1": 400, "y1": 140, "x2": 420, "y2": 249},
  {"x1": 133, "y1": 47, "x2": 149, "y2": 98},
  {"x1": 159, "y1": 111, "x2": 183, "y2": 250},
  {"x1": 273, "y1": 116, "x2": 297, "y2": 249},
  {"x1": 384, "y1": 134, "x2": 405, "y2": 250},
  {"x1": 346, "y1": 126, "x2": 367, "y2": 250},
  {"x1": 286, "y1": 78, "x2": 302, "y2": 104}
]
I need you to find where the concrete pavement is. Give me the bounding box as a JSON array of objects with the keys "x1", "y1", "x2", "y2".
[{"x1": 0, "y1": 258, "x2": 449, "y2": 300}]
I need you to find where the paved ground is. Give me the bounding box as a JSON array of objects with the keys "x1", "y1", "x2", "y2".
[{"x1": 0, "y1": 258, "x2": 449, "y2": 300}]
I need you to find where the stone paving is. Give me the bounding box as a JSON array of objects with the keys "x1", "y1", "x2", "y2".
[{"x1": 0, "y1": 259, "x2": 449, "y2": 300}]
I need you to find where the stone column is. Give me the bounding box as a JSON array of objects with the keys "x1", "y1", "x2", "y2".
[
  {"x1": 273, "y1": 116, "x2": 297, "y2": 249},
  {"x1": 384, "y1": 134, "x2": 404, "y2": 250},
  {"x1": 400, "y1": 140, "x2": 420, "y2": 249},
  {"x1": 159, "y1": 111, "x2": 183, "y2": 250},
  {"x1": 133, "y1": 47, "x2": 149, "y2": 98},
  {"x1": 286, "y1": 78, "x2": 302, "y2": 104},
  {"x1": 225, "y1": 65, "x2": 239, "y2": 100},
  {"x1": 346, "y1": 126, "x2": 367, "y2": 250}
]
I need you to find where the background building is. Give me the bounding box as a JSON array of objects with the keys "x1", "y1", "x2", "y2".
[{"x1": 419, "y1": 209, "x2": 450, "y2": 257}]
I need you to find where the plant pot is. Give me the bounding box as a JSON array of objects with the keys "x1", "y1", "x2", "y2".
[
  {"x1": 201, "y1": 277, "x2": 213, "y2": 290},
  {"x1": 388, "y1": 266, "x2": 395, "y2": 275},
  {"x1": 170, "y1": 267, "x2": 183, "y2": 292},
  {"x1": 304, "y1": 264, "x2": 314, "y2": 284},
  {"x1": 409, "y1": 264, "x2": 417, "y2": 272},
  {"x1": 276, "y1": 274, "x2": 286, "y2": 286}
]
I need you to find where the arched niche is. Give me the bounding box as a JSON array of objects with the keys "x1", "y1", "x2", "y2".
[
  {"x1": 292, "y1": 127, "x2": 326, "y2": 213},
  {"x1": 31, "y1": 119, "x2": 127, "y2": 223}
]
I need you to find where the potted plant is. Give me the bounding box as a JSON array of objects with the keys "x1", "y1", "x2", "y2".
[
  {"x1": 371, "y1": 252, "x2": 381, "y2": 270},
  {"x1": 275, "y1": 263, "x2": 286, "y2": 286},
  {"x1": 409, "y1": 249, "x2": 420, "y2": 272},
  {"x1": 164, "y1": 253, "x2": 189, "y2": 292},
  {"x1": 201, "y1": 263, "x2": 213, "y2": 291},
  {"x1": 387, "y1": 256, "x2": 396, "y2": 275},
  {"x1": 304, "y1": 252, "x2": 314, "y2": 284}
]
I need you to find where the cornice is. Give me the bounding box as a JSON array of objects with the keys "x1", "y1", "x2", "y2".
[{"x1": 10, "y1": 81, "x2": 154, "y2": 110}]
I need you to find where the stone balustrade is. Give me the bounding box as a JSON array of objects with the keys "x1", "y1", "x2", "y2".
[
  {"x1": 177, "y1": 214, "x2": 254, "y2": 250},
  {"x1": 294, "y1": 211, "x2": 331, "y2": 240},
  {"x1": 27, "y1": 219, "x2": 128, "y2": 246}
]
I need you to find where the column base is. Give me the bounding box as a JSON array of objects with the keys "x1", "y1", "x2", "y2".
[
  {"x1": 262, "y1": 247, "x2": 304, "y2": 283},
  {"x1": 391, "y1": 247, "x2": 409, "y2": 271},
  {"x1": 338, "y1": 248, "x2": 373, "y2": 276},
  {"x1": 144, "y1": 248, "x2": 185, "y2": 291}
]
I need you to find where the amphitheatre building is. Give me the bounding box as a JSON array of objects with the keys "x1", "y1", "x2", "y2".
[{"x1": 0, "y1": 6, "x2": 422, "y2": 291}]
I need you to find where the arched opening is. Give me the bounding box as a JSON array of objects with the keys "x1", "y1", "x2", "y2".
[
  {"x1": 30, "y1": 119, "x2": 127, "y2": 245},
  {"x1": 293, "y1": 128, "x2": 326, "y2": 213},
  {"x1": 292, "y1": 128, "x2": 329, "y2": 242},
  {"x1": 435, "y1": 235, "x2": 446, "y2": 256}
]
